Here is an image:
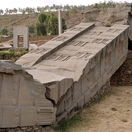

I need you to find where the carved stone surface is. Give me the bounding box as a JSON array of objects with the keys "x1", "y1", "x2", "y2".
[{"x1": 0, "y1": 23, "x2": 129, "y2": 128}]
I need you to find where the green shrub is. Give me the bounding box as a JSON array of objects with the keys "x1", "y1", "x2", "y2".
[
  {"x1": 0, "y1": 49, "x2": 28, "y2": 61},
  {"x1": 94, "y1": 1, "x2": 116, "y2": 8},
  {"x1": 36, "y1": 13, "x2": 47, "y2": 35},
  {"x1": 1, "y1": 28, "x2": 8, "y2": 35},
  {"x1": 29, "y1": 25, "x2": 36, "y2": 34},
  {"x1": 0, "y1": 35, "x2": 2, "y2": 42},
  {"x1": 47, "y1": 14, "x2": 58, "y2": 35},
  {"x1": 36, "y1": 13, "x2": 67, "y2": 36},
  {"x1": 62, "y1": 18, "x2": 67, "y2": 31},
  {"x1": 38, "y1": 13, "x2": 47, "y2": 23},
  {"x1": 36, "y1": 22, "x2": 47, "y2": 35}
]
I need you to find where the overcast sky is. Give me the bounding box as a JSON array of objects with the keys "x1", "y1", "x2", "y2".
[{"x1": 0, "y1": 0, "x2": 131, "y2": 9}]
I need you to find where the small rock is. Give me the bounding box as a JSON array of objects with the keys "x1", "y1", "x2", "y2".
[
  {"x1": 111, "y1": 107, "x2": 117, "y2": 111},
  {"x1": 29, "y1": 44, "x2": 38, "y2": 51},
  {"x1": 121, "y1": 119, "x2": 128, "y2": 122}
]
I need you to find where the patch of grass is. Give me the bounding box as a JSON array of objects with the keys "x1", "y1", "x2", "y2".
[
  {"x1": 0, "y1": 49, "x2": 28, "y2": 61},
  {"x1": 55, "y1": 115, "x2": 82, "y2": 132},
  {"x1": 94, "y1": 91, "x2": 112, "y2": 104}
]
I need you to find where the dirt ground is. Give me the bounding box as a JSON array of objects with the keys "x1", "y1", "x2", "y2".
[
  {"x1": 47, "y1": 86, "x2": 132, "y2": 132},
  {"x1": 70, "y1": 86, "x2": 132, "y2": 132}
]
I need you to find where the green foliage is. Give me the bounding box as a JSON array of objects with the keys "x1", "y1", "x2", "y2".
[
  {"x1": 2, "y1": 2, "x2": 130, "y2": 15},
  {"x1": 55, "y1": 115, "x2": 82, "y2": 132},
  {"x1": 70, "y1": 6, "x2": 79, "y2": 13},
  {"x1": 29, "y1": 25, "x2": 36, "y2": 34},
  {"x1": 38, "y1": 13, "x2": 47, "y2": 23},
  {"x1": 47, "y1": 14, "x2": 58, "y2": 35},
  {"x1": 36, "y1": 13, "x2": 67, "y2": 36},
  {"x1": 94, "y1": 1, "x2": 116, "y2": 8},
  {"x1": 36, "y1": 13, "x2": 47, "y2": 36},
  {"x1": 36, "y1": 22, "x2": 47, "y2": 35},
  {"x1": 19, "y1": 50, "x2": 28, "y2": 55},
  {"x1": 0, "y1": 28, "x2": 8, "y2": 35},
  {"x1": 0, "y1": 28, "x2": 12, "y2": 37},
  {"x1": 62, "y1": 18, "x2": 67, "y2": 30},
  {"x1": 0, "y1": 49, "x2": 28, "y2": 61},
  {"x1": 0, "y1": 35, "x2": 2, "y2": 42}
]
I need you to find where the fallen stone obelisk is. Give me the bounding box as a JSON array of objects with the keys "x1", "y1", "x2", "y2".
[
  {"x1": 128, "y1": 5, "x2": 132, "y2": 40},
  {"x1": 0, "y1": 23, "x2": 129, "y2": 128}
]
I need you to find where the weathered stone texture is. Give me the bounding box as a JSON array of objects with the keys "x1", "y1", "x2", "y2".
[
  {"x1": 0, "y1": 61, "x2": 56, "y2": 128},
  {"x1": 13, "y1": 26, "x2": 29, "y2": 49},
  {"x1": 128, "y1": 5, "x2": 132, "y2": 41},
  {"x1": 0, "y1": 23, "x2": 129, "y2": 128}
]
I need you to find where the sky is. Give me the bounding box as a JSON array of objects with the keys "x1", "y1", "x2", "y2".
[{"x1": 0, "y1": 0, "x2": 131, "y2": 10}]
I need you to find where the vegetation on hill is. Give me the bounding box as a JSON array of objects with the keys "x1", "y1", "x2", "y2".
[
  {"x1": 36, "y1": 13, "x2": 67, "y2": 35},
  {"x1": 0, "y1": 1, "x2": 130, "y2": 15},
  {"x1": 0, "y1": 28, "x2": 8, "y2": 35},
  {"x1": 0, "y1": 1, "x2": 130, "y2": 38}
]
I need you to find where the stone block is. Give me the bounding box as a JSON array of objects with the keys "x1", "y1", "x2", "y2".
[
  {"x1": 2, "y1": 106, "x2": 19, "y2": 128},
  {"x1": 20, "y1": 107, "x2": 37, "y2": 126},
  {"x1": 13, "y1": 26, "x2": 29, "y2": 49},
  {"x1": 0, "y1": 23, "x2": 129, "y2": 128}
]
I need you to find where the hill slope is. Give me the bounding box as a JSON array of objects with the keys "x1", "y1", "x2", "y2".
[{"x1": 0, "y1": 4, "x2": 130, "y2": 31}]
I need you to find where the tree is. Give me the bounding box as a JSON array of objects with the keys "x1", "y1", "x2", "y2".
[
  {"x1": 36, "y1": 13, "x2": 47, "y2": 35},
  {"x1": 36, "y1": 13, "x2": 67, "y2": 36},
  {"x1": 13, "y1": 8, "x2": 17, "y2": 14},
  {"x1": 29, "y1": 25, "x2": 36, "y2": 34},
  {"x1": 64, "y1": 5, "x2": 71, "y2": 11},
  {"x1": 36, "y1": 23, "x2": 47, "y2": 35},
  {"x1": 8, "y1": 9, "x2": 13, "y2": 14},
  {"x1": 5, "y1": 8, "x2": 9, "y2": 14},
  {"x1": 45, "y1": 5, "x2": 50, "y2": 12},
  {"x1": 47, "y1": 14, "x2": 58, "y2": 35},
  {"x1": 1, "y1": 29, "x2": 8, "y2": 35},
  {"x1": 25, "y1": 7, "x2": 35, "y2": 14},
  {"x1": 0, "y1": 9, "x2": 3, "y2": 15},
  {"x1": 37, "y1": 7, "x2": 41, "y2": 13}
]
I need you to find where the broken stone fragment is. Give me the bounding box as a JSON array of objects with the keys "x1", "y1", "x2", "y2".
[{"x1": 0, "y1": 60, "x2": 22, "y2": 74}]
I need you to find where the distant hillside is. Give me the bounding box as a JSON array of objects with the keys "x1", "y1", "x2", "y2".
[
  {"x1": 0, "y1": 12, "x2": 83, "y2": 31},
  {"x1": 0, "y1": 4, "x2": 130, "y2": 31},
  {"x1": 0, "y1": 14, "x2": 38, "y2": 30},
  {"x1": 83, "y1": 4, "x2": 130, "y2": 27}
]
